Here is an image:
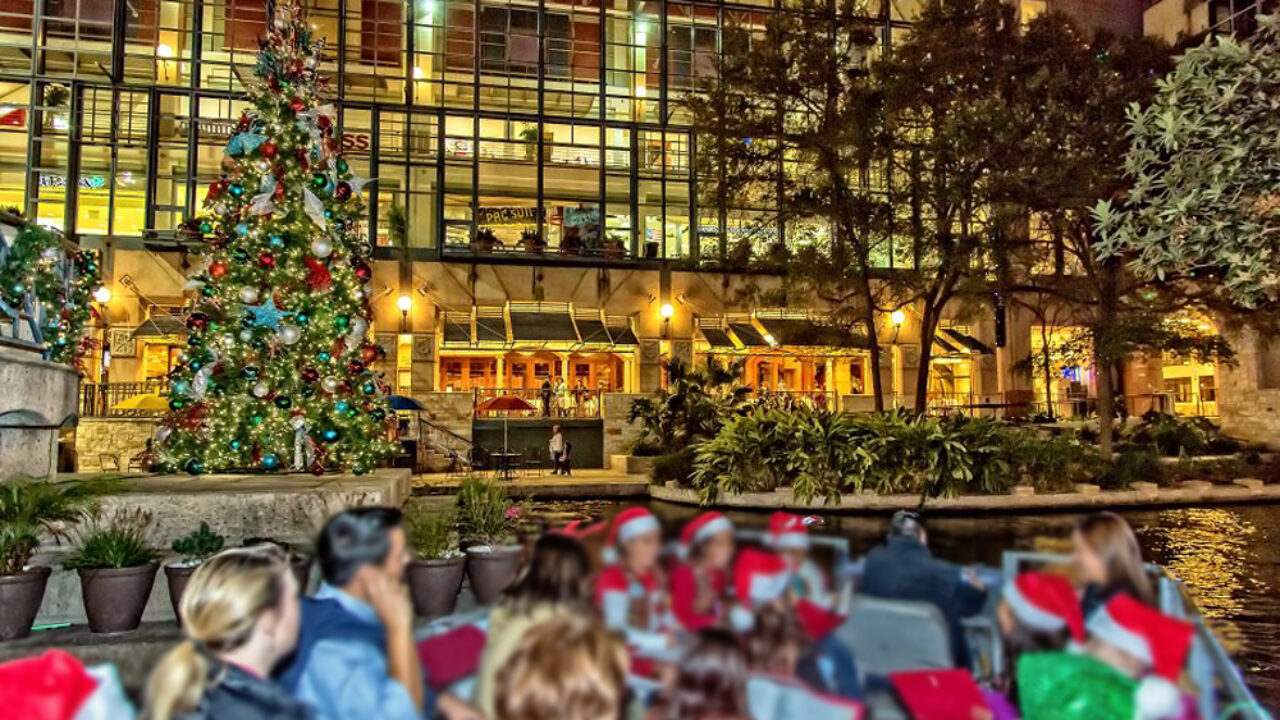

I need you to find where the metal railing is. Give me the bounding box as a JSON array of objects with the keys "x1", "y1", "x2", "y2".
[
  {"x1": 751, "y1": 388, "x2": 840, "y2": 411},
  {"x1": 79, "y1": 381, "x2": 168, "y2": 417},
  {"x1": 472, "y1": 387, "x2": 604, "y2": 418}
]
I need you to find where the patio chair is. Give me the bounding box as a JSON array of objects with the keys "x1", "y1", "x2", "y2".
[
  {"x1": 523, "y1": 447, "x2": 545, "y2": 477},
  {"x1": 99, "y1": 454, "x2": 121, "y2": 472}
]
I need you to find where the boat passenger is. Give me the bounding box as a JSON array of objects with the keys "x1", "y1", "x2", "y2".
[
  {"x1": 494, "y1": 614, "x2": 629, "y2": 720},
  {"x1": 475, "y1": 532, "x2": 594, "y2": 719},
  {"x1": 595, "y1": 507, "x2": 676, "y2": 657},
  {"x1": 647, "y1": 627, "x2": 752, "y2": 720},
  {"x1": 670, "y1": 511, "x2": 735, "y2": 632},
  {"x1": 766, "y1": 512, "x2": 835, "y2": 610},
  {"x1": 1072, "y1": 512, "x2": 1157, "y2": 618}
]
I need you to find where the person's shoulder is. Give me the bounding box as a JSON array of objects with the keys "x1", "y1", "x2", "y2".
[{"x1": 596, "y1": 564, "x2": 628, "y2": 590}]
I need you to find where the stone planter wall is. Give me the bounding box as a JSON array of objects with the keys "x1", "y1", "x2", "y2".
[
  {"x1": 0, "y1": 345, "x2": 79, "y2": 479},
  {"x1": 602, "y1": 393, "x2": 644, "y2": 459},
  {"x1": 73, "y1": 417, "x2": 157, "y2": 473}
]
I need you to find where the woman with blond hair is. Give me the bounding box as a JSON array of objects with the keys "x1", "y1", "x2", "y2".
[
  {"x1": 495, "y1": 614, "x2": 630, "y2": 720},
  {"x1": 143, "y1": 545, "x2": 310, "y2": 720}
]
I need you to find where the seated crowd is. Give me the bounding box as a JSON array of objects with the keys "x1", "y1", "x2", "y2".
[{"x1": 138, "y1": 507, "x2": 1198, "y2": 720}]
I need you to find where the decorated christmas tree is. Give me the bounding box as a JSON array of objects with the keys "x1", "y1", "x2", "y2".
[{"x1": 156, "y1": 0, "x2": 397, "y2": 475}]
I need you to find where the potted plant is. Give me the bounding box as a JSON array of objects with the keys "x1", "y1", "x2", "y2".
[
  {"x1": 473, "y1": 227, "x2": 500, "y2": 253},
  {"x1": 0, "y1": 477, "x2": 94, "y2": 640},
  {"x1": 517, "y1": 125, "x2": 540, "y2": 161},
  {"x1": 457, "y1": 475, "x2": 523, "y2": 605},
  {"x1": 164, "y1": 522, "x2": 224, "y2": 621},
  {"x1": 518, "y1": 229, "x2": 545, "y2": 254},
  {"x1": 404, "y1": 508, "x2": 466, "y2": 617},
  {"x1": 244, "y1": 536, "x2": 311, "y2": 593},
  {"x1": 63, "y1": 508, "x2": 160, "y2": 634}
]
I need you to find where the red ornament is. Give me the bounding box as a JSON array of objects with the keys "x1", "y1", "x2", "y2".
[
  {"x1": 208, "y1": 179, "x2": 227, "y2": 199},
  {"x1": 274, "y1": 182, "x2": 286, "y2": 201},
  {"x1": 303, "y1": 256, "x2": 332, "y2": 290},
  {"x1": 290, "y1": 98, "x2": 306, "y2": 113},
  {"x1": 258, "y1": 252, "x2": 275, "y2": 269},
  {"x1": 360, "y1": 345, "x2": 379, "y2": 364},
  {"x1": 301, "y1": 366, "x2": 320, "y2": 384},
  {"x1": 317, "y1": 115, "x2": 332, "y2": 131},
  {"x1": 209, "y1": 261, "x2": 228, "y2": 279},
  {"x1": 333, "y1": 182, "x2": 352, "y2": 202},
  {"x1": 260, "y1": 140, "x2": 277, "y2": 159},
  {"x1": 310, "y1": 461, "x2": 326, "y2": 476},
  {"x1": 236, "y1": 113, "x2": 251, "y2": 131},
  {"x1": 353, "y1": 262, "x2": 372, "y2": 281},
  {"x1": 346, "y1": 359, "x2": 365, "y2": 375}
]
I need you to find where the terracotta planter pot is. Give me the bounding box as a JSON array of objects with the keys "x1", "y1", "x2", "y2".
[
  {"x1": 407, "y1": 557, "x2": 466, "y2": 618},
  {"x1": 465, "y1": 546, "x2": 523, "y2": 605},
  {"x1": 78, "y1": 562, "x2": 159, "y2": 634},
  {"x1": 0, "y1": 566, "x2": 52, "y2": 641},
  {"x1": 164, "y1": 562, "x2": 199, "y2": 623}
]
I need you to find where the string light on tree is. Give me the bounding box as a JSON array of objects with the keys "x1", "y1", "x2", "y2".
[{"x1": 155, "y1": 0, "x2": 396, "y2": 475}]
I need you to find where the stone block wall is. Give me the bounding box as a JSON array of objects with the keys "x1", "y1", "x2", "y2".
[
  {"x1": 0, "y1": 345, "x2": 80, "y2": 479},
  {"x1": 1218, "y1": 330, "x2": 1280, "y2": 448},
  {"x1": 74, "y1": 417, "x2": 156, "y2": 472},
  {"x1": 413, "y1": 391, "x2": 474, "y2": 440},
  {"x1": 603, "y1": 392, "x2": 644, "y2": 459}
]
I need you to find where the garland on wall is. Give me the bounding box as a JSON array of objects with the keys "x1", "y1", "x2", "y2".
[{"x1": 0, "y1": 211, "x2": 100, "y2": 369}]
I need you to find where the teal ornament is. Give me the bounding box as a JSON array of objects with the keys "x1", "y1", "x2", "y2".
[
  {"x1": 274, "y1": 395, "x2": 292, "y2": 409},
  {"x1": 260, "y1": 454, "x2": 280, "y2": 470},
  {"x1": 229, "y1": 439, "x2": 242, "y2": 451},
  {"x1": 324, "y1": 209, "x2": 334, "y2": 220},
  {"x1": 321, "y1": 428, "x2": 340, "y2": 443},
  {"x1": 189, "y1": 360, "x2": 202, "y2": 371},
  {"x1": 269, "y1": 234, "x2": 285, "y2": 248},
  {"x1": 335, "y1": 400, "x2": 350, "y2": 413},
  {"x1": 229, "y1": 183, "x2": 245, "y2": 197},
  {"x1": 352, "y1": 466, "x2": 366, "y2": 476},
  {"x1": 235, "y1": 223, "x2": 249, "y2": 236},
  {"x1": 250, "y1": 413, "x2": 265, "y2": 425},
  {"x1": 318, "y1": 351, "x2": 331, "y2": 362},
  {"x1": 370, "y1": 408, "x2": 386, "y2": 421},
  {"x1": 171, "y1": 380, "x2": 191, "y2": 396},
  {"x1": 296, "y1": 312, "x2": 310, "y2": 325},
  {"x1": 183, "y1": 458, "x2": 205, "y2": 475},
  {"x1": 361, "y1": 382, "x2": 376, "y2": 395},
  {"x1": 244, "y1": 297, "x2": 294, "y2": 330},
  {"x1": 334, "y1": 314, "x2": 350, "y2": 330},
  {"x1": 241, "y1": 365, "x2": 260, "y2": 379}
]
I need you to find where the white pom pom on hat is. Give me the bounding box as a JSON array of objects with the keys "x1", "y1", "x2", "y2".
[{"x1": 1134, "y1": 676, "x2": 1182, "y2": 720}]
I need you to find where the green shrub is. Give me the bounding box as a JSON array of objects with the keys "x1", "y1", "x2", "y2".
[
  {"x1": 1126, "y1": 412, "x2": 1238, "y2": 457},
  {"x1": 1099, "y1": 446, "x2": 1166, "y2": 489},
  {"x1": 628, "y1": 358, "x2": 752, "y2": 455},
  {"x1": 650, "y1": 446, "x2": 699, "y2": 487},
  {"x1": 0, "y1": 477, "x2": 101, "y2": 576},
  {"x1": 171, "y1": 522, "x2": 225, "y2": 564},
  {"x1": 457, "y1": 475, "x2": 520, "y2": 547},
  {"x1": 405, "y1": 508, "x2": 462, "y2": 560},
  {"x1": 63, "y1": 508, "x2": 159, "y2": 570}
]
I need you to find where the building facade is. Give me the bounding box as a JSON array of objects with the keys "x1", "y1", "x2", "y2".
[{"x1": 0, "y1": 0, "x2": 1260, "y2": 469}]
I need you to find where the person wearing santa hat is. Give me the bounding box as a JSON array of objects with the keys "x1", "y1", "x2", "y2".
[
  {"x1": 594, "y1": 506, "x2": 675, "y2": 657},
  {"x1": 670, "y1": 511, "x2": 736, "y2": 632},
  {"x1": 982, "y1": 572, "x2": 1086, "y2": 720},
  {"x1": 731, "y1": 547, "x2": 863, "y2": 702},
  {"x1": 766, "y1": 512, "x2": 835, "y2": 610},
  {"x1": 1017, "y1": 593, "x2": 1197, "y2": 720}
]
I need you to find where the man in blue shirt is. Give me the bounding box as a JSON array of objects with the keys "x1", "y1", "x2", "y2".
[{"x1": 278, "y1": 507, "x2": 478, "y2": 720}]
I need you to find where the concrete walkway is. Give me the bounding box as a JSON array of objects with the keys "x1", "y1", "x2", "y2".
[{"x1": 414, "y1": 468, "x2": 649, "y2": 499}]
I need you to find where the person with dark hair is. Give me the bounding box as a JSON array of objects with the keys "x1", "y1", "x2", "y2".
[
  {"x1": 650, "y1": 628, "x2": 751, "y2": 720},
  {"x1": 860, "y1": 510, "x2": 988, "y2": 668},
  {"x1": 1072, "y1": 512, "x2": 1156, "y2": 618},
  {"x1": 670, "y1": 512, "x2": 735, "y2": 632},
  {"x1": 474, "y1": 532, "x2": 594, "y2": 718},
  {"x1": 276, "y1": 507, "x2": 478, "y2": 720}
]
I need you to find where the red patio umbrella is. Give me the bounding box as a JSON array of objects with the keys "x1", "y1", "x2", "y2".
[{"x1": 475, "y1": 394, "x2": 537, "y2": 451}]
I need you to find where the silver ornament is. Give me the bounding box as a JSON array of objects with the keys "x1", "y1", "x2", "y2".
[
  {"x1": 321, "y1": 376, "x2": 341, "y2": 393},
  {"x1": 252, "y1": 381, "x2": 270, "y2": 398},
  {"x1": 239, "y1": 329, "x2": 253, "y2": 342},
  {"x1": 239, "y1": 286, "x2": 260, "y2": 304},
  {"x1": 278, "y1": 324, "x2": 302, "y2": 345},
  {"x1": 311, "y1": 238, "x2": 333, "y2": 258}
]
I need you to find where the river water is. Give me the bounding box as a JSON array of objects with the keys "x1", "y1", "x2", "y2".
[{"x1": 528, "y1": 499, "x2": 1280, "y2": 710}]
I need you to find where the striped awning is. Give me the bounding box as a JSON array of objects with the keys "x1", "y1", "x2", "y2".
[
  {"x1": 606, "y1": 318, "x2": 638, "y2": 346},
  {"x1": 729, "y1": 322, "x2": 770, "y2": 347},
  {"x1": 755, "y1": 316, "x2": 871, "y2": 349},
  {"x1": 575, "y1": 312, "x2": 611, "y2": 345},
  {"x1": 509, "y1": 304, "x2": 579, "y2": 342},
  {"x1": 441, "y1": 313, "x2": 471, "y2": 344},
  {"x1": 933, "y1": 328, "x2": 994, "y2": 355}
]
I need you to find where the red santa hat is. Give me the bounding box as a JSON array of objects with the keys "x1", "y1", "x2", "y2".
[
  {"x1": 678, "y1": 511, "x2": 733, "y2": 558},
  {"x1": 602, "y1": 507, "x2": 661, "y2": 564},
  {"x1": 1087, "y1": 593, "x2": 1196, "y2": 720},
  {"x1": 1001, "y1": 571, "x2": 1085, "y2": 642},
  {"x1": 729, "y1": 547, "x2": 792, "y2": 631},
  {"x1": 766, "y1": 511, "x2": 821, "y2": 550}
]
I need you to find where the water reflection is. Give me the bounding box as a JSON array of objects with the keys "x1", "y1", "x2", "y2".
[{"x1": 526, "y1": 500, "x2": 1280, "y2": 709}]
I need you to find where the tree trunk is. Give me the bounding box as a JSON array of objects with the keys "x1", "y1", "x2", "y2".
[
  {"x1": 913, "y1": 302, "x2": 940, "y2": 414},
  {"x1": 863, "y1": 309, "x2": 885, "y2": 412},
  {"x1": 1095, "y1": 351, "x2": 1115, "y2": 456},
  {"x1": 1041, "y1": 324, "x2": 1054, "y2": 419}
]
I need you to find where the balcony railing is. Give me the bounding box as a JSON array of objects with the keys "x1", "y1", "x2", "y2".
[
  {"x1": 79, "y1": 381, "x2": 168, "y2": 418},
  {"x1": 473, "y1": 387, "x2": 603, "y2": 418}
]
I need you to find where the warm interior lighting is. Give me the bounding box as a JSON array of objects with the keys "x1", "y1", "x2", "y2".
[
  {"x1": 890, "y1": 310, "x2": 906, "y2": 326},
  {"x1": 157, "y1": 43, "x2": 173, "y2": 58},
  {"x1": 660, "y1": 302, "x2": 675, "y2": 319},
  {"x1": 412, "y1": 66, "x2": 425, "y2": 80},
  {"x1": 92, "y1": 286, "x2": 111, "y2": 304},
  {"x1": 397, "y1": 295, "x2": 413, "y2": 312}
]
